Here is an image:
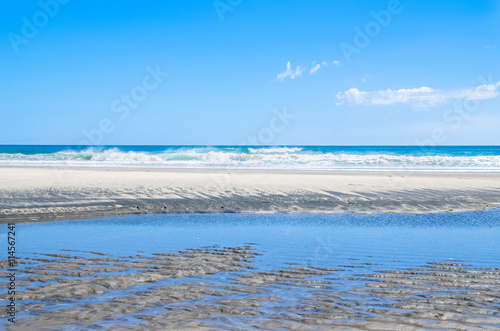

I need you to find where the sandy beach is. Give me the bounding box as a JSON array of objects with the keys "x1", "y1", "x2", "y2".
[
  {"x1": 4, "y1": 0, "x2": 500, "y2": 328},
  {"x1": 1, "y1": 166, "x2": 499, "y2": 222}
]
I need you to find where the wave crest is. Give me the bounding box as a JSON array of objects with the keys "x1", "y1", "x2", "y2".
[{"x1": 0, "y1": 147, "x2": 499, "y2": 171}]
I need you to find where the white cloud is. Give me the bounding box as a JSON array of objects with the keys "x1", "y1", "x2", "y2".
[
  {"x1": 276, "y1": 61, "x2": 305, "y2": 81},
  {"x1": 310, "y1": 63, "x2": 321, "y2": 74},
  {"x1": 276, "y1": 59, "x2": 340, "y2": 81},
  {"x1": 336, "y1": 81, "x2": 500, "y2": 107}
]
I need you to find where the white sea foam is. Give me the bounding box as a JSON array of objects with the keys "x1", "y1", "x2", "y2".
[{"x1": 1, "y1": 147, "x2": 500, "y2": 171}]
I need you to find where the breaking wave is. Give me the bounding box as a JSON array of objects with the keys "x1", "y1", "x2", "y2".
[{"x1": 1, "y1": 146, "x2": 500, "y2": 171}]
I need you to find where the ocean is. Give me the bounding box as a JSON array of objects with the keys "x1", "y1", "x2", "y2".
[{"x1": 1, "y1": 145, "x2": 500, "y2": 171}]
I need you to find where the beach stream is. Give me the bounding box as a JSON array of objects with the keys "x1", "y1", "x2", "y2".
[{"x1": 1, "y1": 211, "x2": 500, "y2": 330}]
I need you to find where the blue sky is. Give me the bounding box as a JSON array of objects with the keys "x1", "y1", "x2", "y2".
[{"x1": 1, "y1": 0, "x2": 499, "y2": 145}]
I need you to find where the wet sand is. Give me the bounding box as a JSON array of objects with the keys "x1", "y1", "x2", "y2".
[
  {"x1": 1, "y1": 167, "x2": 500, "y2": 222},
  {"x1": 2, "y1": 245, "x2": 500, "y2": 330}
]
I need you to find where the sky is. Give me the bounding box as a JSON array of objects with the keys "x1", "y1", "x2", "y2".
[{"x1": 1, "y1": 0, "x2": 499, "y2": 145}]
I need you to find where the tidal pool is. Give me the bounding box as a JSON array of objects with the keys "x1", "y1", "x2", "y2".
[{"x1": 2, "y1": 210, "x2": 500, "y2": 330}]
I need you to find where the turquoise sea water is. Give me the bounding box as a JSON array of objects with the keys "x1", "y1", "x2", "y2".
[{"x1": 1, "y1": 145, "x2": 500, "y2": 171}]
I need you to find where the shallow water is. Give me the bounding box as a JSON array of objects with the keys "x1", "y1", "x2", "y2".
[
  {"x1": 2, "y1": 210, "x2": 500, "y2": 330},
  {"x1": 13, "y1": 210, "x2": 500, "y2": 268}
]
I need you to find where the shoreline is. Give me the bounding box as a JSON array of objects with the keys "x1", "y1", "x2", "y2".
[
  {"x1": 2, "y1": 164, "x2": 500, "y2": 174},
  {"x1": 1, "y1": 166, "x2": 500, "y2": 223}
]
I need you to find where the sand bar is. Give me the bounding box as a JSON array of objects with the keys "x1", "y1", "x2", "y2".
[{"x1": 1, "y1": 166, "x2": 499, "y2": 222}]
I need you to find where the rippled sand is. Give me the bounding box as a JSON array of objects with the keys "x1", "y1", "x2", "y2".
[
  {"x1": 1, "y1": 245, "x2": 499, "y2": 330},
  {"x1": 2, "y1": 167, "x2": 500, "y2": 222}
]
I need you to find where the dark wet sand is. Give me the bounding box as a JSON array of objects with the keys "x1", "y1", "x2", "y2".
[
  {"x1": 1, "y1": 167, "x2": 500, "y2": 222},
  {"x1": 1, "y1": 245, "x2": 500, "y2": 330}
]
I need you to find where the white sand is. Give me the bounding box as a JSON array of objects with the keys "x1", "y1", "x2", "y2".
[{"x1": 1, "y1": 167, "x2": 499, "y2": 221}]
